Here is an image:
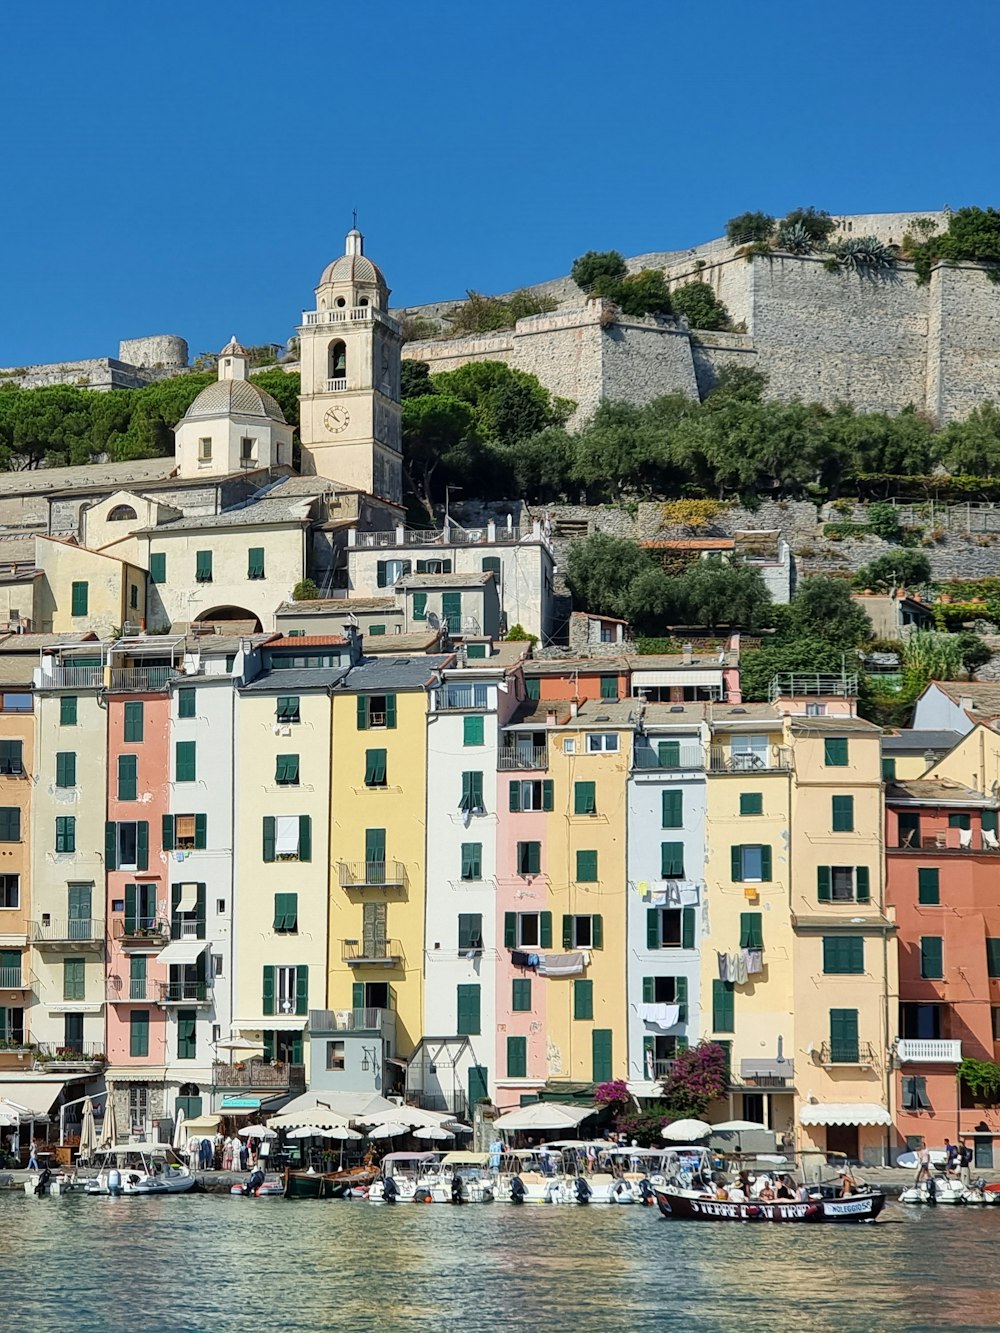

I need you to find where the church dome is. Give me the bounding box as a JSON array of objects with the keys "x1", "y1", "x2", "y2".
[
  {"x1": 318, "y1": 229, "x2": 387, "y2": 290},
  {"x1": 182, "y1": 378, "x2": 287, "y2": 423}
]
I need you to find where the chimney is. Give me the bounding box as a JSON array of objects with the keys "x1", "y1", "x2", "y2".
[
  {"x1": 960, "y1": 696, "x2": 974, "y2": 712},
  {"x1": 570, "y1": 700, "x2": 579, "y2": 718},
  {"x1": 546, "y1": 707, "x2": 557, "y2": 727},
  {"x1": 683, "y1": 641, "x2": 693, "y2": 665}
]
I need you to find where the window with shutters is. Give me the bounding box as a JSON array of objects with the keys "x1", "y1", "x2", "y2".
[
  {"x1": 129, "y1": 953, "x2": 148, "y2": 1000},
  {"x1": 177, "y1": 1010, "x2": 197, "y2": 1060},
  {"x1": 482, "y1": 556, "x2": 501, "y2": 578},
  {"x1": 54, "y1": 816, "x2": 74, "y2": 853},
  {"x1": 902, "y1": 1075, "x2": 932, "y2": 1111},
  {"x1": 275, "y1": 754, "x2": 300, "y2": 786},
  {"x1": 71, "y1": 581, "x2": 89, "y2": 616},
  {"x1": 573, "y1": 979, "x2": 594, "y2": 1020},
  {"x1": 512, "y1": 978, "x2": 532, "y2": 1012},
  {"x1": 0, "y1": 875, "x2": 19, "y2": 909},
  {"x1": 646, "y1": 906, "x2": 696, "y2": 950},
  {"x1": 660, "y1": 842, "x2": 685, "y2": 878},
  {"x1": 732, "y1": 845, "x2": 771, "y2": 883},
  {"x1": 458, "y1": 913, "x2": 483, "y2": 954},
  {"x1": 149, "y1": 552, "x2": 166, "y2": 584},
  {"x1": 661, "y1": 790, "x2": 683, "y2": 829},
  {"x1": 575, "y1": 849, "x2": 598, "y2": 882},
  {"x1": 275, "y1": 696, "x2": 301, "y2": 723},
  {"x1": 516, "y1": 841, "x2": 541, "y2": 876},
  {"x1": 364, "y1": 748, "x2": 387, "y2": 787},
  {"x1": 195, "y1": 551, "x2": 213, "y2": 583},
  {"x1": 564, "y1": 914, "x2": 602, "y2": 949},
  {"x1": 55, "y1": 751, "x2": 76, "y2": 788},
  {"x1": 125, "y1": 883, "x2": 156, "y2": 936},
  {"x1": 357, "y1": 693, "x2": 396, "y2": 729},
  {"x1": 740, "y1": 792, "x2": 763, "y2": 816},
  {"x1": 63, "y1": 957, "x2": 85, "y2": 1001},
  {"x1": 271, "y1": 965, "x2": 306, "y2": 1016},
  {"x1": 600, "y1": 675, "x2": 618, "y2": 700},
  {"x1": 412, "y1": 591, "x2": 427, "y2": 621},
  {"x1": 920, "y1": 936, "x2": 943, "y2": 979},
  {"x1": 416, "y1": 558, "x2": 452, "y2": 575},
  {"x1": 643, "y1": 975, "x2": 679, "y2": 1005},
  {"x1": 167, "y1": 813, "x2": 207, "y2": 851},
  {"x1": 506, "y1": 1035, "x2": 527, "y2": 1078},
  {"x1": 817, "y1": 865, "x2": 870, "y2": 902},
  {"x1": 831, "y1": 795, "x2": 854, "y2": 832},
  {"x1": 712, "y1": 980, "x2": 735, "y2": 1032},
  {"x1": 514, "y1": 912, "x2": 541, "y2": 948},
  {"x1": 0, "y1": 741, "x2": 22, "y2": 775},
  {"x1": 509, "y1": 779, "x2": 553, "y2": 812},
  {"x1": 170, "y1": 881, "x2": 205, "y2": 940},
  {"x1": 60, "y1": 695, "x2": 78, "y2": 726},
  {"x1": 824, "y1": 738, "x2": 849, "y2": 767},
  {"x1": 829, "y1": 1008, "x2": 859, "y2": 1063},
  {"x1": 987, "y1": 939, "x2": 1000, "y2": 977},
  {"x1": 0, "y1": 808, "x2": 20, "y2": 843},
  {"x1": 460, "y1": 842, "x2": 482, "y2": 881},
  {"x1": 459, "y1": 771, "x2": 485, "y2": 815},
  {"x1": 822, "y1": 936, "x2": 865, "y2": 974},
  {"x1": 124, "y1": 701, "x2": 144, "y2": 743},
  {"x1": 525, "y1": 677, "x2": 540, "y2": 701},
  {"x1": 592, "y1": 1029, "x2": 613, "y2": 1083},
  {"x1": 917, "y1": 867, "x2": 940, "y2": 905},
  {"x1": 457, "y1": 983, "x2": 481, "y2": 1035},
  {"x1": 739, "y1": 912, "x2": 764, "y2": 950},
  {"x1": 130, "y1": 1010, "x2": 149, "y2": 1058},
  {"x1": 247, "y1": 547, "x2": 265, "y2": 580},
  {"x1": 111, "y1": 821, "x2": 149, "y2": 870},
  {"x1": 262, "y1": 815, "x2": 311, "y2": 862},
  {"x1": 273, "y1": 893, "x2": 298, "y2": 933},
  {"x1": 118, "y1": 754, "x2": 138, "y2": 801},
  {"x1": 572, "y1": 781, "x2": 596, "y2": 816},
  {"x1": 175, "y1": 741, "x2": 196, "y2": 782},
  {"x1": 463, "y1": 715, "x2": 484, "y2": 747},
  {"x1": 177, "y1": 688, "x2": 196, "y2": 719}
]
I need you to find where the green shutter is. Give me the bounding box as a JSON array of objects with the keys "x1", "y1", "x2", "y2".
[
  {"x1": 365, "y1": 828, "x2": 386, "y2": 866},
  {"x1": 56, "y1": 751, "x2": 76, "y2": 788},
  {"x1": 987, "y1": 938, "x2": 1000, "y2": 977},
  {"x1": 508, "y1": 781, "x2": 521, "y2": 812},
  {"x1": 642, "y1": 976, "x2": 655, "y2": 1003},
  {"x1": 647, "y1": 908, "x2": 661, "y2": 950},
  {"x1": 130, "y1": 1010, "x2": 149, "y2": 1058},
  {"x1": 574, "y1": 781, "x2": 596, "y2": 815},
  {"x1": 881, "y1": 755, "x2": 896, "y2": 780},
  {"x1": 983, "y1": 810, "x2": 999, "y2": 834},
  {"x1": 460, "y1": 842, "x2": 482, "y2": 880},
  {"x1": 412, "y1": 591, "x2": 427, "y2": 621},
  {"x1": 507, "y1": 1036, "x2": 527, "y2": 1078},
  {"x1": 712, "y1": 980, "x2": 735, "y2": 1032},
  {"x1": 463, "y1": 715, "x2": 484, "y2": 747},
  {"x1": 562, "y1": 914, "x2": 573, "y2": 950},
  {"x1": 356, "y1": 695, "x2": 368, "y2": 730},
  {"x1": 540, "y1": 912, "x2": 552, "y2": 949},
  {"x1": 0, "y1": 808, "x2": 20, "y2": 842},
  {"x1": 248, "y1": 547, "x2": 265, "y2": 579},
  {"x1": 175, "y1": 741, "x2": 196, "y2": 782},
  {"x1": 458, "y1": 913, "x2": 483, "y2": 951},
  {"x1": 817, "y1": 866, "x2": 831, "y2": 901},
  {"x1": 658, "y1": 740, "x2": 680, "y2": 768},
  {"x1": 118, "y1": 755, "x2": 137, "y2": 801},
  {"x1": 194, "y1": 813, "x2": 207, "y2": 849},
  {"x1": 542, "y1": 779, "x2": 554, "y2": 811},
  {"x1": 855, "y1": 866, "x2": 871, "y2": 902},
  {"x1": 275, "y1": 754, "x2": 300, "y2": 784},
  {"x1": 149, "y1": 552, "x2": 166, "y2": 584},
  {"x1": 918, "y1": 867, "x2": 940, "y2": 905},
  {"x1": 662, "y1": 790, "x2": 683, "y2": 828},
  {"x1": 824, "y1": 737, "x2": 848, "y2": 767},
  {"x1": 823, "y1": 936, "x2": 864, "y2": 975},
  {"x1": 592, "y1": 1029, "x2": 613, "y2": 1083},
  {"x1": 740, "y1": 792, "x2": 762, "y2": 816},
  {"x1": 574, "y1": 980, "x2": 593, "y2": 1020},
  {"x1": 675, "y1": 975, "x2": 688, "y2": 1022},
  {"x1": 60, "y1": 695, "x2": 77, "y2": 726},
  {"x1": 124, "y1": 883, "x2": 137, "y2": 934},
  {"x1": 948, "y1": 813, "x2": 972, "y2": 830},
  {"x1": 385, "y1": 694, "x2": 397, "y2": 729},
  {"x1": 298, "y1": 815, "x2": 312, "y2": 862},
  {"x1": 177, "y1": 1010, "x2": 197, "y2": 1060},
  {"x1": 760, "y1": 845, "x2": 772, "y2": 882},
  {"x1": 162, "y1": 815, "x2": 175, "y2": 851},
  {"x1": 921, "y1": 936, "x2": 943, "y2": 979},
  {"x1": 262, "y1": 816, "x2": 276, "y2": 862},
  {"x1": 832, "y1": 795, "x2": 854, "y2": 832},
  {"x1": 457, "y1": 984, "x2": 481, "y2": 1035},
  {"x1": 295, "y1": 966, "x2": 309, "y2": 1015},
  {"x1": 63, "y1": 957, "x2": 85, "y2": 1001},
  {"x1": 525, "y1": 677, "x2": 540, "y2": 700},
  {"x1": 352, "y1": 982, "x2": 365, "y2": 1009},
  {"x1": 592, "y1": 914, "x2": 603, "y2": 949},
  {"x1": 177, "y1": 688, "x2": 196, "y2": 718},
  {"x1": 739, "y1": 912, "x2": 763, "y2": 949},
  {"x1": 504, "y1": 912, "x2": 517, "y2": 948},
  {"x1": 136, "y1": 822, "x2": 148, "y2": 871},
  {"x1": 105, "y1": 821, "x2": 117, "y2": 870},
  {"x1": 731, "y1": 845, "x2": 743, "y2": 882},
  {"x1": 71, "y1": 581, "x2": 88, "y2": 616},
  {"x1": 124, "y1": 701, "x2": 144, "y2": 743},
  {"x1": 576, "y1": 849, "x2": 598, "y2": 882},
  {"x1": 195, "y1": 550, "x2": 213, "y2": 582},
  {"x1": 276, "y1": 696, "x2": 300, "y2": 722},
  {"x1": 364, "y1": 748, "x2": 387, "y2": 785},
  {"x1": 682, "y1": 906, "x2": 696, "y2": 949},
  {"x1": 55, "y1": 815, "x2": 74, "y2": 853},
  {"x1": 262, "y1": 965, "x2": 275, "y2": 1016},
  {"x1": 830, "y1": 1008, "x2": 859, "y2": 1062},
  {"x1": 600, "y1": 675, "x2": 617, "y2": 700},
  {"x1": 482, "y1": 556, "x2": 501, "y2": 577},
  {"x1": 661, "y1": 842, "x2": 684, "y2": 877},
  {"x1": 512, "y1": 978, "x2": 531, "y2": 1011}
]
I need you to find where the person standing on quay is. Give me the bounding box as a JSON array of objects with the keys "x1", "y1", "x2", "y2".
[
  {"x1": 27, "y1": 1138, "x2": 39, "y2": 1170},
  {"x1": 958, "y1": 1139, "x2": 973, "y2": 1188},
  {"x1": 915, "y1": 1144, "x2": 931, "y2": 1185}
]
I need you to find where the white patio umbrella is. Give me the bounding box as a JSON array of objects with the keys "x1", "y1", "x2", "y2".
[
  {"x1": 215, "y1": 1037, "x2": 264, "y2": 1054},
  {"x1": 493, "y1": 1102, "x2": 596, "y2": 1134},
  {"x1": 287, "y1": 1125, "x2": 362, "y2": 1140},
  {"x1": 413, "y1": 1126, "x2": 454, "y2": 1141},
  {"x1": 711, "y1": 1120, "x2": 769, "y2": 1132},
  {"x1": 368, "y1": 1122, "x2": 408, "y2": 1139},
  {"x1": 172, "y1": 1106, "x2": 186, "y2": 1150},
  {"x1": 237, "y1": 1125, "x2": 277, "y2": 1138},
  {"x1": 78, "y1": 1097, "x2": 96, "y2": 1161},
  {"x1": 662, "y1": 1118, "x2": 712, "y2": 1141},
  {"x1": 98, "y1": 1095, "x2": 119, "y2": 1148}
]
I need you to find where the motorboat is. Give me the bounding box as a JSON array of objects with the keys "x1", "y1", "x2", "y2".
[
  {"x1": 24, "y1": 1167, "x2": 79, "y2": 1197},
  {"x1": 437, "y1": 1151, "x2": 496, "y2": 1203},
  {"x1": 284, "y1": 1164, "x2": 378, "y2": 1200},
  {"x1": 230, "y1": 1170, "x2": 284, "y2": 1197},
  {"x1": 83, "y1": 1142, "x2": 196, "y2": 1195},
  {"x1": 493, "y1": 1148, "x2": 589, "y2": 1204},
  {"x1": 652, "y1": 1147, "x2": 885, "y2": 1223},
  {"x1": 899, "y1": 1173, "x2": 1000, "y2": 1206},
  {"x1": 368, "y1": 1152, "x2": 444, "y2": 1203}
]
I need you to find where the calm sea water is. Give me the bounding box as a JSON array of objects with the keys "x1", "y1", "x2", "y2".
[{"x1": 2, "y1": 1193, "x2": 999, "y2": 1332}]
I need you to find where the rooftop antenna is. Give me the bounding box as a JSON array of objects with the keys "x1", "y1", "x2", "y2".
[{"x1": 352, "y1": 207, "x2": 358, "y2": 229}]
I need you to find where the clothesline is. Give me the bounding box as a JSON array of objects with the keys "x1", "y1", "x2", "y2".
[{"x1": 718, "y1": 949, "x2": 763, "y2": 983}]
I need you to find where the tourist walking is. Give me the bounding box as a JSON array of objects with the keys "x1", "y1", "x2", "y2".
[
  {"x1": 27, "y1": 1138, "x2": 39, "y2": 1170},
  {"x1": 958, "y1": 1139, "x2": 973, "y2": 1188},
  {"x1": 915, "y1": 1144, "x2": 931, "y2": 1185},
  {"x1": 944, "y1": 1139, "x2": 958, "y2": 1176}
]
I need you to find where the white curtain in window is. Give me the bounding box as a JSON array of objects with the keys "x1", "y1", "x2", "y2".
[{"x1": 276, "y1": 816, "x2": 299, "y2": 856}]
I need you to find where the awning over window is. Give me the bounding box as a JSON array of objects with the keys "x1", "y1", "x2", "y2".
[
  {"x1": 0, "y1": 1079, "x2": 72, "y2": 1120},
  {"x1": 631, "y1": 670, "x2": 723, "y2": 689},
  {"x1": 800, "y1": 1102, "x2": 891, "y2": 1127},
  {"x1": 158, "y1": 938, "x2": 207, "y2": 966},
  {"x1": 177, "y1": 882, "x2": 199, "y2": 913}
]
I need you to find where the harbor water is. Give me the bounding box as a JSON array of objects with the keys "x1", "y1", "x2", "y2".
[{"x1": 3, "y1": 1193, "x2": 999, "y2": 1332}]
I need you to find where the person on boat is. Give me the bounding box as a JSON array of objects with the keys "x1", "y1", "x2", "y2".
[
  {"x1": 715, "y1": 1183, "x2": 730, "y2": 1201},
  {"x1": 796, "y1": 1183, "x2": 811, "y2": 1202},
  {"x1": 758, "y1": 1181, "x2": 776, "y2": 1202},
  {"x1": 728, "y1": 1181, "x2": 747, "y2": 1203},
  {"x1": 837, "y1": 1171, "x2": 855, "y2": 1197},
  {"x1": 915, "y1": 1144, "x2": 931, "y2": 1185},
  {"x1": 959, "y1": 1139, "x2": 974, "y2": 1188},
  {"x1": 539, "y1": 1145, "x2": 555, "y2": 1177},
  {"x1": 944, "y1": 1139, "x2": 958, "y2": 1176},
  {"x1": 776, "y1": 1178, "x2": 794, "y2": 1200}
]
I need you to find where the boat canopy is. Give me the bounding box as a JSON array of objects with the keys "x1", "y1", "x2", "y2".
[
  {"x1": 381, "y1": 1151, "x2": 440, "y2": 1162},
  {"x1": 441, "y1": 1151, "x2": 489, "y2": 1165}
]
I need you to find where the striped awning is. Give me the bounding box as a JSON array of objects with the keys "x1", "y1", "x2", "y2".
[{"x1": 800, "y1": 1102, "x2": 891, "y2": 1127}]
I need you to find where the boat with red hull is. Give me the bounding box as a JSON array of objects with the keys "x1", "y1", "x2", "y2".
[{"x1": 654, "y1": 1187, "x2": 885, "y2": 1223}]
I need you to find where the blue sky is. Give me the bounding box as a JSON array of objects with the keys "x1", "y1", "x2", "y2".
[{"x1": 2, "y1": 0, "x2": 998, "y2": 366}]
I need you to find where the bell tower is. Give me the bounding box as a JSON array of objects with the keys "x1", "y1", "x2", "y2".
[{"x1": 298, "y1": 228, "x2": 403, "y2": 503}]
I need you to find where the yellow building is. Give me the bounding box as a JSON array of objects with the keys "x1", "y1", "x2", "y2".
[
  {"x1": 35, "y1": 537, "x2": 146, "y2": 636},
  {"x1": 542, "y1": 699, "x2": 633, "y2": 1089},
  {"x1": 327, "y1": 657, "x2": 449, "y2": 1063}
]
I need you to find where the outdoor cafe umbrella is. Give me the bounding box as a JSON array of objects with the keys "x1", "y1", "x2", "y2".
[
  {"x1": 237, "y1": 1125, "x2": 277, "y2": 1138},
  {"x1": 172, "y1": 1105, "x2": 186, "y2": 1151},
  {"x1": 413, "y1": 1126, "x2": 454, "y2": 1142},
  {"x1": 662, "y1": 1118, "x2": 712, "y2": 1142},
  {"x1": 78, "y1": 1097, "x2": 96, "y2": 1162},
  {"x1": 98, "y1": 1094, "x2": 119, "y2": 1149},
  {"x1": 368, "y1": 1123, "x2": 408, "y2": 1139},
  {"x1": 712, "y1": 1120, "x2": 769, "y2": 1132},
  {"x1": 215, "y1": 1037, "x2": 263, "y2": 1053}
]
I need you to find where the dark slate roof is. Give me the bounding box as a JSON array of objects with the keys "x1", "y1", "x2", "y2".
[
  {"x1": 334, "y1": 654, "x2": 454, "y2": 693},
  {"x1": 881, "y1": 729, "x2": 963, "y2": 753},
  {"x1": 239, "y1": 667, "x2": 350, "y2": 693}
]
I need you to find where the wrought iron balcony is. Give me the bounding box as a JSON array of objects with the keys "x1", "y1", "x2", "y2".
[
  {"x1": 897, "y1": 1039, "x2": 962, "y2": 1063},
  {"x1": 212, "y1": 1060, "x2": 306, "y2": 1089},
  {"x1": 498, "y1": 744, "x2": 548, "y2": 771},
  {"x1": 157, "y1": 980, "x2": 213, "y2": 1005},
  {"x1": 107, "y1": 977, "x2": 154, "y2": 1002},
  {"x1": 709, "y1": 746, "x2": 791, "y2": 774},
  {"x1": 338, "y1": 860, "x2": 408, "y2": 890},
  {"x1": 308, "y1": 1007, "x2": 395, "y2": 1035},
  {"x1": 34, "y1": 1041, "x2": 105, "y2": 1071},
  {"x1": 633, "y1": 745, "x2": 705, "y2": 771},
  {"x1": 114, "y1": 917, "x2": 170, "y2": 949},
  {"x1": 0, "y1": 966, "x2": 29, "y2": 990},
  {"x1": 107, "y1": 667, "x2": 178, "y2": 692},
  {"x1": 31, "y1": 919, "x2": 104, "y2": 948},
  {"x1": 819, "y1": 1041, "x2": 877, "y2": 1068},
  {"x1": 342, "y1": 939, "x2": 403, "y2": 966}
]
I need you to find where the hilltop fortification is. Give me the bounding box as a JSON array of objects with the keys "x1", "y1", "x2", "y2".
[{"x1": 397, "y1": 211, "x2": 1000, "y2": 425}]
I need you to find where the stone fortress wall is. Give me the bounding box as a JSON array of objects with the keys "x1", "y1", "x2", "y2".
[
  {"x1": 0, "y1": 334, "x2": 190, "y2": 392},
  {"x1": 398, "y1": 211, "x2": 1000, "y2": 426}
]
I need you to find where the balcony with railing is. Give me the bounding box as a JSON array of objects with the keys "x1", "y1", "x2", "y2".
[
  {"x1": 114, "y1": 917, "x2": 170, "y2": 949},
  {"x1": 107, "y1": 977, "x2": 154, "y2": 1002},
  {"x1": 653, "y1": 1059, "x2": 675, "y2": 1080},
  {"x1": 0, "y1": 966, "x2": 29, "y2": 991},
  {"x1": 325, "y1": 378, "x2": 352, "y2": 392},
  {"x1": 342, "y1": 939, "x2": 403, "y2": 966},
  {"x1": 338, "y1": 861, "x2": 408, "y2": 890},
  {"x1": 708, "y1": 746, "x2": 791, "y2": 774},
  {"x1": 434, "y1": 683, "x2": 490, "y2": 712},
  {"x1": 38, "y1": 666, "x2": 104, "y2": 689},
  {"x1": 213, "y1": 1060, "x2": 306, "y2": 1089},
  {"x1": 157, "y1": 979, "x2": 213, "y2": 1005},
  {"x1": 819, "y1": 1041, "x2": 878, "y2": 1068},
  {"x1": 107, "y1": 666, "x2": 179, "y2": 693},
  {"x1": 633, "y1": 744, "x2": 705, "y2": 772},
  {"x1": 301, "y1": 305, "x2": 402, "y2": 335},
  {"x1": 351, "y1": 525, "x2": 525, "y2": 549},
  {"x1": 769, "y1": 672, "x2": 859, "y2": 701},
  {"x1": 737, "y1": 1058, "x2": 796, "y2": 1088},
  {"x1": 897, "y1": 1039, "x2": 962, "y2": 1063},
  {"x1": 308, "y1": 1007, "x2": 396, "y2": 1037},
  {"x1": 409, "y1": 1089, "x2": 468, "y2": 1120},
  {"x1": 498, "y1": 743, "x2": 549, "y2": 771},
  {"x1": 34, "y1": 1041, "x2": 105, "y2": 1072},
  {"x1": 31, "y1": 919, "x2": 104, "y2": 948}
]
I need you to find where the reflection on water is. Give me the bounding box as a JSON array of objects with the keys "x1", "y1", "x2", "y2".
[{"x1": 3, "y1": 1195, "x2": 1000, "y2": 1332}]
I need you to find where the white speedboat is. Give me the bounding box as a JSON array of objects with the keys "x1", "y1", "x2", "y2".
[
  {"x1": 899, "y1": 1173, "x2": 1000, "y2": 1206},
  {"x1": 84, "y1": 1142, "x2": 196, "y2": 1195},
  {"x1": 368, "y1": 1152, "x2": 444, "y2": 1203},
  {"x1": 494, "y1": 1148, "x2": 589, "y2": 1204},
  {"x1": 438, "y1": 1151, "x2": 496, "y2": 1203}
]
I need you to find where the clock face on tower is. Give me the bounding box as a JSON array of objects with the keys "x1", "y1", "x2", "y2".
[{"x1": 324, "y1": 406, "x2": 351, "y2": 434}]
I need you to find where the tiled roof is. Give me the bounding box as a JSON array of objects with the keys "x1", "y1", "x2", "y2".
[
  {"x1": 362, "y1": 631, "x2": 446, "y2": 654},
  {"x1": 788, "y1": 716, "x2": 881, "y2": 734},
  {"x1": 268, "y1": 635, "x2": 349, "y2": 648},
  {"x1": 182, "y1": 378, "x2": 286, "y2": 423},
  {"x1": 0, "y1": 458, "x2": 179, "y2": 498},
  {"x1": 0, "y1": 631, "x2": 99, "y2": 651},
  {"x1": 933, "y1": 681, "x2": 1000, "y2": 718},
  {"x1": 240, "y1": 667, "x2": 350, "y2": 693},
  {"x1": 881, "y1": 730, "x2": 962, "y2": 753},
  {"x1": 401, "y1": 572, "x2": 493, "y2": 588},
  {"x1": 334, "y1": 655, "x2": 454, "y2": 692},
  {"x1": 886, "y1": 779, "x2": 997, "y2": 806},
  {"x1": 276, "y1": 597, "x2": 398, "y2": 615},
  {"x1": 523, "y1": 658, "x2": 629, "y2": 676},
  {"x1": 136, "y1": 496, "x2": 319, "y2": 534}
]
